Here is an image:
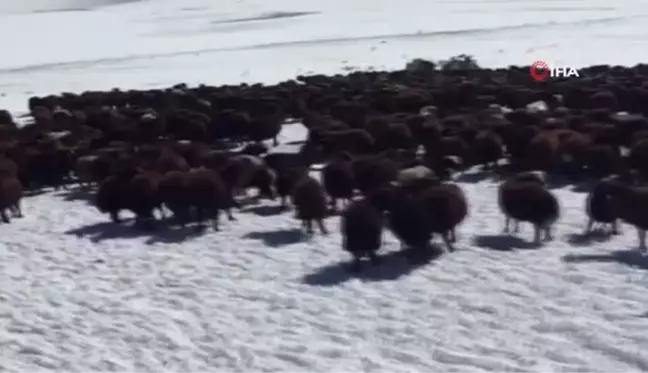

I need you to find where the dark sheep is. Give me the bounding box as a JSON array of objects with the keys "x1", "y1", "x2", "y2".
[
  {"x1": 498, "y1": 173, "x2": 560, "y2": 244},
  {"x1": 95, "y1": 173, "x2": 136, "y2": 223},
  {"x1": 157, "y1": 170, "x2": 191, "y2": 224},
  {"x1": 340, "y1": 197, "x2": 384, "y2": 272},
  {"x1": 291, "y1": 175, "x2": 328, "y2": 234},
  {"x1": 186, "y1": 168, "x2": 237, "y2": 231},
  {"x1": 322, "y1": 152, "x2": 355, "y2": 211},
  {"x1": 158, "y1": 169, "x2": 236, "y2": 230},
  {"x1": 584, "y1": 177, "x2": 620, "y2": 235},
  {"x1": 0, "y1": 176, "x2": 23, "y2": 223},
  {"x1": 603, "y1": 178, "x2": 648, "y2": 250},
  {"x1": 525, "y1": 131, "x2": 561, "y2": 171},
  {"x1": 372, "y1": 185, "x2": 434, "y2": 254},
  {"x1": 473, "y1": 130, "x2": 504, "y2": 169},
  {"x1": 127, "y1": 171, "x2": 163, "y2": 228},
  {"x1": 351, "y1": 154, "x2": 400, "y2": 196},
  {"x1": 75, "y1": 155, "x2": 110, "y2": 188},
  {"x1": 0, "y1": 157, "x2": 18, "y2": 178},
  {"x1": 220, "y1": 154, "x2": 277, "y2": 201},
  {"x1": 420, "y1": 182, "x2": 468, "y2": 251},
  {"x1": 263, "y1": 151, "x2": 308, "y2": 208}
]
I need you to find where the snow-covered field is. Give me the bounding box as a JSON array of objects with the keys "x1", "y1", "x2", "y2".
[{"x1": 2, "y1": 0, "x2": 648, "y2": 371}]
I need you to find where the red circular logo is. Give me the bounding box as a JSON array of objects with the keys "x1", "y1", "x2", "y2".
[{"x1": 530, "y1": 61, "x2": 550, "y2": 81}]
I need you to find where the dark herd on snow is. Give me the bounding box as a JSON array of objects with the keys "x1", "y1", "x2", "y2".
[{"x1": 3, "y1": 63, "x2": 648, "y2": 271}]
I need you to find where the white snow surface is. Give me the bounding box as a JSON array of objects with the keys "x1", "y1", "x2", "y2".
[{"x1": 2, "y1": 0, "x2": 648, "y2": 371}]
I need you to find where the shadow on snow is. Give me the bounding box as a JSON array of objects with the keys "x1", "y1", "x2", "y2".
[
  {"x1": 65, "y1": 217, "x2": 208, "y2": 244},
  {"x1": 303, "y1": 244, "x2": 444, "y2": 286},
  {"x1": 473, "y1": 234, "x2": 541, "y2": 251},
  {"x1": 242, "y1": 227, "x2": 306, "y2": 247},
  {"x1": 563, "y1": 249, "x2": 648, "y2": 271}
]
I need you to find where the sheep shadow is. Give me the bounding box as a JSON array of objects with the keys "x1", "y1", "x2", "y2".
[
  {"x1": 562, "y1": 249, "x2": 648, "y2": 271},
  {"x1": 243, "y1": 227, "x2": 306, "y2": 247},
  {"x1": 473, "y1": 234, "x2": 540, "y2": 251},
  {"x1": 302, "y1": 245, "x2": 444, "y2": 286},
  {"x1": 566, "y1": 230, "x2": 615, "y2": 247},
  {"x1": 65, "y1": 219, "x2": 152, "y2": 243},
  {"x1": 66, "y1": 216, "x2": 206, "y2": 244},
  {"x1": 242, "y1": 203, "x2": 287, "y2": 217},
  {"x1": 144, "y1": 225, "x2": 203, "y2": 244}
]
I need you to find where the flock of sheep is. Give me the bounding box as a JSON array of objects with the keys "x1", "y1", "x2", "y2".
[{"x1": 2, "y1": 63, "x2": 648, "y2": 271}]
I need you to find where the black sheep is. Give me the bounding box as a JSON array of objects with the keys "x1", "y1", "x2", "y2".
[
  {"x1": 0, "y1": 175, "x2": 23, "y2": 223},
  {"x1": 291, "y1": 175, "x2": 328, "y2": 234},
  {"x1": 322, "y1": 152, "x2": 355, "y2": 211},
  {"x1": 372, "y1": 185, "x2": 433, "y2": 254},
  {"x1": 340, "y1": 197, "x2": 384, "y2": 272},
  {"x1": 584, "y1": 176, "x2": 620, "y2": 235},
  {"x1": 498, "y1": 173, "x2": 560, "y2": 244},
  {"x1": 420, "y1": 182, "x2": 468, "y2": 251},
  {"x1": 602, "y1": 177, "x2": 648, "y2": 250}
]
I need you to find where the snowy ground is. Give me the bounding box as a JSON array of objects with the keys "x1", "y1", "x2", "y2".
[{"x1": 2, "y1": 0, "x2": 648, "y2": 371}]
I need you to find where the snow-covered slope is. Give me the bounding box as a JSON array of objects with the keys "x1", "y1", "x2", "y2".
[{"x1": 2, "y1": 0, "x2": 648, "y2": 371}]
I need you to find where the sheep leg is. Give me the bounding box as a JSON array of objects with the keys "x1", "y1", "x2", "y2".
[
  {"x1": 544, "y1": 226, "x2": 553, "y2": 241},
  {"x1": 503, "y1": 216, "x2": 511, "y2": 233},
  {"x1": 368, "y1": 251, "x2": 381, "y2": 266},
  {"x1": 513, "y1": 220, "x2": 521, "y2": 233},
  {"x1": 638, "y1": 229, "x2": 647, "y2": 252},
  {"x1": 226, "y1": 208, "x2": 236, "y2": 221},
  {"x1": 449, "y1": 228, "x2": 457, "y2": 243},
  {"x1": 585, "y1": 218, "x2": 594, "y2": 234},
  {"x1": 317, "y1": 219, "x2": 328, "y2": 235},
  {"x1": 194, "y1": 208, "x2": 206, "y2": 232},
  {"x1": 611, "y1": 220, "x2": 620, "y2": 235},
  {"x1": 533, "y1": 225, "x2": 541, "y2": 244},
  {"x1": 443, "y1": 233, "x2": 455, "y2": 252},
  {"x1": 12, "y1": 202, "x2": 23, "y2": 218},
  {"x1": 0, "y1": 210, "x2": 9, "y2": 223},
  {"x1": 212, "y1": 210, "x2": 221, "y2": 231},
  {"x1": 349, "y1": 255, "x2": 363, "y2": 273},
  {"x1": 328, "y1": 198, "x2": 337, "y2": 212},
  {"x1": 109, "y1": 210, "x2": 121, "y2": 223},
  {"x1": 157, "y1": 206, "x2": 167, "y2": 219}
]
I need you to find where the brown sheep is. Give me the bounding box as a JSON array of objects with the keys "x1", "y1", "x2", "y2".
[
  {"x1": 498, "y1": 173, "x2": 560, "y2": 244},
  {"x1": 0, "y1": 157, "x2": 18, "y2": 178},
  {"x1": 322, "y1": 152, "x2": 355, "y2": 211},
  {"x1": 604, "y1": 177, "x2": 648, "y2": 250},
  {"x1": 525, "y1": 131, "x2": 561, "y2": 171},
  {"x1": 420, "y1": 182, "x2": 468, "y2": 251},
  {"x1": 220, "y1": 154, "x2": 277, "y2": 200},
  {"x1": 186, "y1": 168, "x2": 237, "y2": 231},
  {"x1": 127, "y1": 171, "x2": 164, "y2": 228},
  {"x1": 0, "y1": 176, "x2": 23, "y2": 222},
  {"x1": 157, "y1": 170, "x2": 191, "y2": 224},
  {"x1": 291, "y1": 175, "x2": 328, "y2": 234},
  {"x1": 628, "y1": 139, "x2": 648, "y2": 176},
  {"x1": 158, "y1": 169, "x2": 236, "y2": 230},
  {"x1": 95, "y1": 173, "x2": 136, "y2": 223},
  {"x1": 74, "y1": 155, "x2": 108, "y2": 188},
  {"x1": 473, "y1": 130, "x2": 504, "y2": 169},
  {"x1": 340, "y1": 197, "x2": 384, "y2": 272},
  {"x1": 585, "y1": 176, "x2": 620, "y2": 235}
]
